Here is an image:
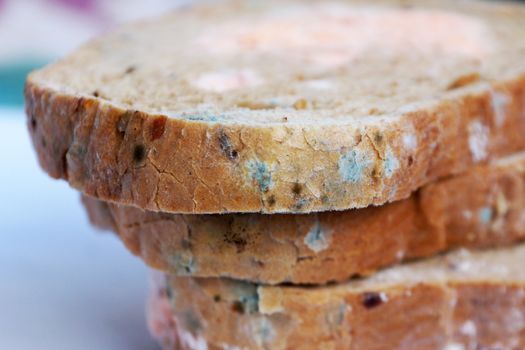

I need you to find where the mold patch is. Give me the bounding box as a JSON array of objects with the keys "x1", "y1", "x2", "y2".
[
  {"x1": 133, "y1": 144, "x2": 146, "y2": 163},
  {"x1": 384, "y1": 148, "x2": 399, "y2": 178},
  {"x1": 460, "y1": 320, "x2": 477, "y2": 337},
  {"x1": 186, "y1": 114, "x2": 219, "y2": 122},
  {"x1": 181, "y1": 310, "x2": 202, "y2": 333},
  {"x1": 218, "y1": 131, "x2": 238, "y2": 160},
  {"x1": 491, "y1": 90, "x2": 510, "y2": 127},
  {"x1": 246, "y1": 159, "x2": 273, "y2": 192},
  {"x1": 232, "y1": 294, "x2": 259, "y2": 314},
  {"x1": 338, "y1": 149, "x2": 372, "y2": 183},
  {"x1": 250, "y1": 317, "x2": 275, "y2": 348},
  {"x1": 232, "y1": 282, "x2": 259, "y2": 314},
  {"x1": 294, "y1": 198, "x2": 310, "y2": 211},
  {"x1": 304, "y1": 219, "x2": 332, "y2": 253},
  {"x1": 467, "y1": 120, "x2": 489, "y2": 162},
  {"x1": 443, "y1": 343, "x2": 465, "y2": 350},
  {"x1": 176, "y1": 328, "x2": 208, "y2": 350},
  {"x1": 361, "y1": 292, "x2": 388, "y2": 309},
  {"x1": 325, "y1": 303, "x2": 348, "y2": 330},
  {"x1": 170, "y1": 253, "x2": 197, "y2": 275},
  {"x1": 402, "y1": 133, "x2": 417, "y2": 150},
  {"x1": 478, "y1": 206, "x2": 493, "y2": 224}
]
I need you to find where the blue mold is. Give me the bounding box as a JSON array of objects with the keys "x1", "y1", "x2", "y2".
[
  {"x1": 246, "y1": 160, "x2": 273, "y2": 192},
  {"x1": 338, "y1": 149, "x2": 370, "y2": 183}
]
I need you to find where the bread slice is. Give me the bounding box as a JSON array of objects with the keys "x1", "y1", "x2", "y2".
[
  {"x1": 148, "y1": 244, "x2": 525, "y2": 350},
  {"x1": 26, "y1": 0, "x2": 525, "y2": 214},
  {"x1": 83, "y1": 152, "x2": 525, "y2": 284}
]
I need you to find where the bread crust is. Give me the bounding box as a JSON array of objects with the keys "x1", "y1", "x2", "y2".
[
  {"x1": 148, "y1": 270, "x2": 525, "y2": 350},
  {"x1": 27, "y1": 74, "x2": 525, "y2": 214},
  {"x1": 83, "y1": 153, "x2": 525, "y2": 284}
]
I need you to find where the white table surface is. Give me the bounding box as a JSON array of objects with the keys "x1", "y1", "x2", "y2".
[{"x1": 0, "y1": 109, "x2": 159, "y2": 349}]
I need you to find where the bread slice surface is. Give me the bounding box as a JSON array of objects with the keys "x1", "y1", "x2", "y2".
[
  {"x1": 27, "y1": 0, "x2": 525, "y2": 213},
  {"x1": 148, "y1": 244, "x2": 525, "y2": 350}
]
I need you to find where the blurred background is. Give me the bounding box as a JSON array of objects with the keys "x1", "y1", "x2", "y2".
[{"x1": 0, "y1": 1, "x2": 188, "y2": 349}]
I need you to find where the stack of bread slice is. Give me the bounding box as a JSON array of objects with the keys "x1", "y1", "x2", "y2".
[{"x1": 26, "y1": 0, "x2": 525, "y2": 349}]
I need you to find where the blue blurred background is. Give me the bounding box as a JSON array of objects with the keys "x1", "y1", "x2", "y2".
[{"x1": 0, "y1": 1, "x2": 187, "y2": 349}]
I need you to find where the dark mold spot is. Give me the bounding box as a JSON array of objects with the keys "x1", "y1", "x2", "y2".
[
  {"x1": 62, "y1": 151, "x2": 69, "y2": 178},
  {"x1": 213, "y1": 294, "x2": 221, "y2": 302},
  {"x1": 218, "y1": 130, "x2": 238, "y2": 160},
  {"x1": 292, "y1": 183, "x2": 303, "y2": 195},
  {"x1": 117, "y1": 113, "x2": 130, "y2": 138},
  {"x1": 251, "y1": 258, "x2": 265, "y2": 268},
  {"x1": 371, "y1": 164, "x2": 382, "y2": 179},
  {"x1": 374, "y1": 132, "x2": 384, "y2": 145},
  {"x1": 92, "y1": 90, "x2": 100, "y2": 97},
  {"x1": 408, "y1": 155, "x2": 414, "y2": 166},
  {"x1": 231, "y1": 291, "x2": 259, "y2": 314},
  {"x1": 225, "y1": 233, "x2": 247, "y2": 253},
  {"x1": 133, "y1": 144, "x2": 146, "y2": 163},
  {"x1": 231, "y1": 301, "x2": 245, "y2": 314},
  {"x1": 30, "y1": 115, "x2": 37, "y2": 130},
  {"x1": 297, "y1": 256, "x2": 315, "y2": 262},
  {"x1": 294, "y1": 198, "x2": 309, "y2": 210},
  {"x1": 267, "y1": 195, "x2": 276, "y2": 207},
  {"x1": 165, "y1": 284, "x2": 173, "y2": 299},
  {"x1": 125, "y1": 66, "x2": 136, "y2": 74},
  {"x1": 150, "y1": 116, "x2": 167, "y2": 141},
  {"x1": 181, "y1": 238, "x2": 192, "y2": 250},
  {"x1": 224, "y1": 222, "x2": 248, "y2": 253},
  {"x1": 362, "y1": 292, "x2": 384, "y2": 309},
  {"x1": 183, "y1": 311, "x2": 202, "y2": 332},
  {"x1": 68, "y1": 144, "x2": 86, "y2": 159}
]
